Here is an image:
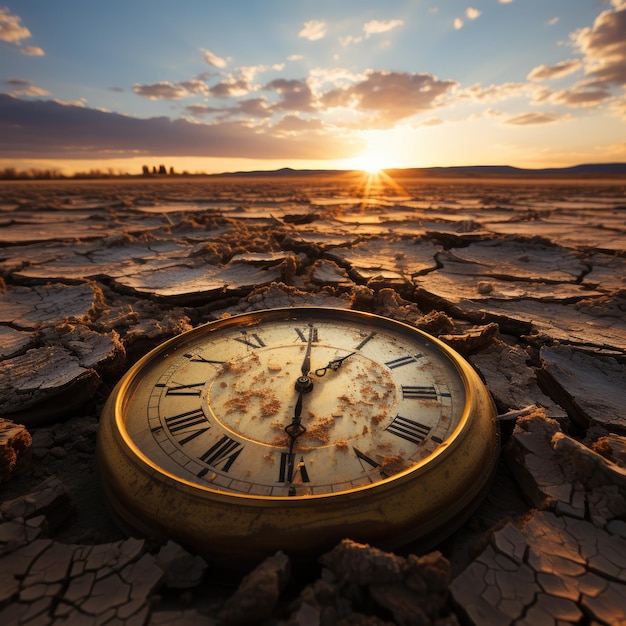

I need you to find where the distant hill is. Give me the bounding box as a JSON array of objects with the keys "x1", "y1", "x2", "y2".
[
  {"x1": 219, "y1": 167, "x2": 347, "y2": 177},
  {"x1": 392, "y1": 163, "x2": 626, "y2": 176},
  {"x1": 218, "y1": 163, "x2": 626, "y2": 178}
]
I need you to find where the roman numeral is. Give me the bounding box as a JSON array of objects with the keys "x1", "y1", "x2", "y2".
[
  {"x1": 295, "y1": 327, "x2": 318, "y2": 342},
  {"x1": 234, "y1": 332, "x2": 265, "y2": 349},
  {"x1": 177, "y1": 428, "x2": 210, "y2": 446},
  {"x1": 198, "y1": 436, "x2": 243, "y2": 473},
  {"x1": 384, "y1": 354, "x2": 423, "y2": 369},
  {"x1": 160, "y1": 408, "x2": 208, "y2": 434},
  {"x1": 386, "y1": 415, "x2": 431, "y2": 445},
  {"x1": 355, "y1": 332, "x2": 377, "y2": 350},
  {"x1": 353, "y1": 447, "x2": 389, "y2": 478},
  {"x1": 156, "y1": 382, "x2": 205, "y2": 396},
  {"x1": 278, "y1": 453, "x2": 310, "y2": 483},
  {"x1": 183, "y1": 353, "x2": 225, "y2": 365},
  {"x1": 353, "y1": 447, "x2": 379, "y2": 469},
  {"x1": 402, "y1": 385, "x2": 437, "y2": 400}
]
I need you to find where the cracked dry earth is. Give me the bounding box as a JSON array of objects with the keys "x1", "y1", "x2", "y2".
[{"x1": 0, "y1": 173, "x2": 625, "y2": 625}]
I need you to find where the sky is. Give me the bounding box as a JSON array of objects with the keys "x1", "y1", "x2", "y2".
[{"x1": 1, "y1": 0, "x2": 626, "y2": 175}]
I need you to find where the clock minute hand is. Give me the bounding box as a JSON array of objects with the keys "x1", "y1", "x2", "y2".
[{"x1": 285, "y1": 327, "x2": 315, "y2": 486}]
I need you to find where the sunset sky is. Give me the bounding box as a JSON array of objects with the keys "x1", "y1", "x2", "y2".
[{"x1": 1, "y1": 0, "x2": 625, "y2": 175}]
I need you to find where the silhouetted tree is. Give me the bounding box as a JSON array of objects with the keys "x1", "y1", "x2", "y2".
[
  {"x1": 142, "y1": 165, "x2": 150, "y2": 176},
  {"x1": 0, "y1": 168, "x2": 17, "y2": 179},
  {"x1": 158, "y1": 165, "x2": 167, "y2": 175},
  {"x1": 169, "y1": 166, "x2": 175, "y2": 175}
]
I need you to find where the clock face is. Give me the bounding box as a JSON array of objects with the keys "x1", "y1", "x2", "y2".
[
  {"x1": 99, "y1": 307, "x2": 498, "y2": 560},
  {"x1": 121, "y1": 308, "x2": 466, "y2": 498}
]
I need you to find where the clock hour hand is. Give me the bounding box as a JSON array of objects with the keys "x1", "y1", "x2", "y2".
[{"x1": 314, "y1": 352, "x2": 356, "y2": 377}]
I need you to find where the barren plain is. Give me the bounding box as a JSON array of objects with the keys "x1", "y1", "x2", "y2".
[{"x1": 1, "y1": 172, "x2": 625, "y2": 625}]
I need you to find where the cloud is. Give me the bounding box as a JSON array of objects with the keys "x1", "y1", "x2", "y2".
[
  {"x1": 0, "y1": 94, "x2": 358, "y2": 160},
  {"x1": 420, "y1": 117, "x2": 444, "y2": 126},
  {"x1": 549, "y1": 86, "x2": 612, "y2": 107},
  {"x1": 454, "y1": 8, "x2": 480, "y2": 29},
  {"x1": 271, "y1": 115, "x2": 324, "y2": 134},
  {"x1": 527, "y1": 59, "x2": 582, "y2": 81},
  {"x1": 299, "y1": 20, "x2": 326, "y2": 41},
  {"x1": 322, "y1": 70, "x2": 456, "y2": 126},
  {"x1": 573, "y1": 3, "x2": 626, "y2": 87},
  {"x1": 186, "y1": 97, "x2": 272, "y2": 119},
  {"x1": 184, "y1": 104, "x2": 222, "y2": 117},
  {"x1": 548, "y1": 17, "x2": 560, "y2": 26},
  {"x1": 263, "y1": 78, "x2": 315, "y2": 112},
  {"x1": 499, "y1": 0, "x2": 514, "y2": 4},
  {"x1": 201, "y1": 48, "x2": 228, "y2": 68},
  {"x1": 528, "y1": 3, "x2": 626, "y2": 110},
  {"x1": 236, "y1": 63, "x2": 284, "y2": 85},
  {"x1": 340, "y1": 18, "x2": 403, "y2": 46},
  {"x1": 133, "y1": 82, "x2": 188, "y2": 100},
  {"x1": 133, "y1": 79, "x2": 209, "y2": 100},
  {"x1": 506, "y1": 112, "x2": 561, "y2": 125},
  {"x1": 0, "y1": 7, "x2": 45, "y2": 55},
  {"x1": 363, "y1": 19, "x2": 403, "y2": 37},
  {"x1": 21, "y1": 45, "x2": 44, "y2": 56},
  {"x1": 461, "y1": 82, "x2": 530, "y2": 101},
  {"x1": 134, "y1": 62, "x2": 291, "y2": 103},
  {"x1": 0, "y1": 7, "x2": 31, "y2": 43},
  {"x1": 340, "y1": 35, "x2": 362, "y2": 47},
  {"x1": 4, "y1": 78, "x2": 50, "y2": 97},
  {"x1": 209, "y1": 78, "x2": 250, "y2": 98}
]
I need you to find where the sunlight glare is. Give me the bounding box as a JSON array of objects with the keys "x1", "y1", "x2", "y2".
[{"x1": 355, "y1": 153, "x2": 388, "y2": 174}]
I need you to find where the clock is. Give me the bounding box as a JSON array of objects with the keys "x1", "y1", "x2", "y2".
[{"x1": 97, "y1": 307, "x2": 498, "y2": 565}]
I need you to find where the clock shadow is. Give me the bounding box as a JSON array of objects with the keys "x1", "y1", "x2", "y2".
[{"x1": 431, "y1": 457, "x2": 531, "y2": 577}]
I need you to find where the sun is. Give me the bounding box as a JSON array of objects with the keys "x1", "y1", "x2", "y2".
[
  {"x1": 346, "y1": 147, "x2": 409, "y2": 201},
  {"x1": 353, "y1": 152, "x2": 389, "y2": 175}
]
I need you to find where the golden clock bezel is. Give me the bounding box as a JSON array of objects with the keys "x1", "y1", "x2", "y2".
[{"x1": 97, "y1": 307, "x2": 499, "y2": 563}]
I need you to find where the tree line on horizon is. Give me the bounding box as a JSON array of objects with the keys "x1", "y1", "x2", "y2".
[{"x1": 0, "y1": 165, "x2": 200, "y2": 180}]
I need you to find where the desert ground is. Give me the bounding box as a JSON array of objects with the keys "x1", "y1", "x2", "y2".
[{"x1": 1, "y1": 172, "x2": 625, "y2": 625}]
